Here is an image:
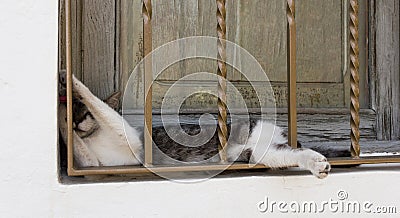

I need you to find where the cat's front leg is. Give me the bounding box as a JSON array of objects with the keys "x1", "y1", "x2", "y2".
[
  {"x1": 253, "y1": 145, "x2": 331, "y2": 179},
  {"x1": 72, "y1": 132, "x2": 101, "y2": 167},
  {"x1": 71, "y1": 75, "x2": 125, "y2": 131},
  {"x1": 58, "y1": 104, "x2": 100, "y2": 167},
  {"x1": 293, "y1": 148, "x2": 331, "y2": 179},
  {"x1": 71, "y1": 75, "x2": 143, "y2": 157}
]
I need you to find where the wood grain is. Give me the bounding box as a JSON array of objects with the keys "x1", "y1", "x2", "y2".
[
  {"x1": 124, "y1": 109, "x2": 376, "y2": 143},
  {"x1": 58, "y1": 0, "x2": 66, "y2": 71},
  {"x1": 62, "y1": 0, "x2": 357, "y2": 108},
  {"x1": 373, "y1": 0, "x2": 400, "y2": 140},
  {"x1": 71, "y1": 0, "x2": 83, "y2": 80},
  {"x1": 81, "y1": 0, "x2": 116, "y2": 100}
]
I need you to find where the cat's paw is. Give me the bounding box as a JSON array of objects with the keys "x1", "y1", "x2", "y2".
[
  {"x1": 72, "y1": 75, "x2": 89, "y2": 99},
  {"x1": 301, "y1": 149, "x2": 331, "y2": 179}
]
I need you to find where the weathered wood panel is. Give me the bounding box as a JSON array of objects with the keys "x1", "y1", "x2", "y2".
[
  {"x1": 233, "y1": 0, "x2": 343, "y2": 83},
  {"x1": 150, "y1": 0, "x2": 344, "y2": 82},
  {"x1": 59, "y1": 0, "x2": 372, "y2": 107},
  {"x1": 58, "y1": 0, "x2": 66, "y2": 71},
  {"x1": 373, "y1": 0, "x2": 400, "y2": 140},
  {"x1": 59, "y1": 0, "x2": 117, "y2": 99},
  {"x1": 80, "y1": 0, "x2": 117, "y2": 100},
  {"x1": 148, "y1": 81, "x2": 346, "y2": 109},
  {"x1": 60, "y1": 0, "x2": 364, "y2": 108},
  {"x1": 119, "y1": 0, "x2": 143, "y2": 109},
  {"x1": 60, "y1": 1, "x2": 373, "y2": 112},
  {"x1": 157, "y1": 0, "x2": 343, "y2": 80},
  {"x1": 72, "y1": 0, "x2": 83, "y2": 80},
  {"x1": 124, "y1": 109, "x2": 376, "y2": 143},
  {"x1": 152, "y1": 0, "x2": 218, "y2": 81},
  {"x1": 138, "y1": 0, "x2": 350, "y2": 108}
]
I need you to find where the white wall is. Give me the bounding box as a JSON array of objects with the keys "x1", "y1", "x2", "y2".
[{"x1": 0, "y1": 1, "x2": 399, "y2": 217}]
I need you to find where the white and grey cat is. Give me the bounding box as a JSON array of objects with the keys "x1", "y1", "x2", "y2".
[{"x1": 58, "y1": 74, "x2": 331, "y2": 179}]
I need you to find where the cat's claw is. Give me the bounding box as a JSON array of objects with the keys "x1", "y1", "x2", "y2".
[{"x1": 71, "y1": 75, "x2": 88, "y2": 100}]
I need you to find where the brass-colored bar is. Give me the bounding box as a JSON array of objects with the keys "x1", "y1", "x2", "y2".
[
  {"x1": 216, "y1": 0, "x2": 228, "y2": 162},
  {"x1": 143, "y1": 0, "x2": 153, "y2": 166},
  {"x1": 65, "y1": 0, "x2": 75, "y2": 175},
  {"x1": 68, "y1": 163, "x2": 269, "y2": 176},
  {"x1": 68, "y1": 155, "x2": 400, "y2": 176},
  {"x1": 287, "y1": 0, "x2": 297, "y2": 148},
  {"x1": 349, "y1": 0, "x2": 360, "y2": 157},
  {"x1": 329, "y1": 156, "x2": 400, "y2": 165}
]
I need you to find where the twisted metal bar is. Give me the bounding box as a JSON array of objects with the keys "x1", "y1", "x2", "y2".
[
  {"x1": 349, "y1": 0, "x2": 360, "y2": 157},
  {"x1": 143, "y1": 0, "x2": 153, "y2": 166},
  {"x1": 216, "y1": 0, "x2": 228, "y2": 162},
  {"x1": 287, "y1": 0, "x2": 297, "y2": 148}
]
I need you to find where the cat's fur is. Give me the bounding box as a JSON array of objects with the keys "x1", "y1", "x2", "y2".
[{"x1": 59, "y1": 74, "x2": 331, "y2": 178}]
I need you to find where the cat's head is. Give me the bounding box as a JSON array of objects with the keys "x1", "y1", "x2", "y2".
[
  {"x1": 59, "y1": 70, "x2": 122, "y2": 137},
  {"x1": 72, "y1": 92, "x2": 121, "y2": 137}
]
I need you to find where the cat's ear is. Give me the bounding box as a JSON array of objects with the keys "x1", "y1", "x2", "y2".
[{"x1": 104, "y1": 91, "x2": 121, "y2": 111}]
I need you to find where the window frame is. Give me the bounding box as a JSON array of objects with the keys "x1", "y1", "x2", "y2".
[{"x1": 62, "y1": 0, "x2": 400, "y2": 177}]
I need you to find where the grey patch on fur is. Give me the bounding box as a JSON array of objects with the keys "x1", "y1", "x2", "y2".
[
  {"x1": 275, "y1": 143, "x2": 290, "y2": 150},
  {"x1": 297, "y1": 141, "x2": 302, "y2": 148},
  {"x1": 281, "y1": 130, "x2": 288, "y2": 138},
  {"x1": 237, "y1": 148, "x2": 253, "y2": 162},
  {"x1": 149, "y1": 118, "x2": 258, "y2": 164},
  {"x1": 152, "y1": 124, "x2": 220, "y2": 164}
]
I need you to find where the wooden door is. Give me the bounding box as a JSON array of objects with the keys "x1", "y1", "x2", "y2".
[
  {"x1": 116, "y1": 0, "x2": 369, "y2": 110},
  {"x1": 59, "y1": 0, "x2": 376, "y2": 143}
]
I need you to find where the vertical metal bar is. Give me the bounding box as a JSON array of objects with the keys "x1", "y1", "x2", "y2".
[
  {"x1": 287, "y1": 0, "x2": 297, "y2": 148},
  {"x1": 65, "y1": 0, "x2": 75, "y2": 174},
  {"x1": 143, "y1": 0, "x2": 153, "y2": 166},
  {"x1": 350, "y1": 0, "x2": 360, "y2": 157},
  {"x1": 216, "y1": 0, "x2": 228, "y2": 162}
]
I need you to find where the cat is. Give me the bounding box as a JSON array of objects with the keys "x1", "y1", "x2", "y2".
[{"x1": 58, "y1": 73, "x2": 331, "y2": 179}]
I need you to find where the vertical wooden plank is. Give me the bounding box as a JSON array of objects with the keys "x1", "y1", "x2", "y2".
[
  {"x1": 368, "y1": 0, "x2": 377, "y2": 111},
  {"x1": 71, "y1": 0, "x2": 82, "y2": 80},
  {"x1": 119, "y1": 0, "x2": 144, "y2": 111},
  {"x1": 296, "y1": 0, "x2": 342, "y2": 83},
  {"x1": 358, "y1": 0, "x2": 368, "y2": 107},
  {"x1": 115, "y1": 0, "x2": 121, "y2": 93},
  {"x1": 81, "y1": 0, "x2": 116, "y2": 100},
  {"x1": 153, "y1": 0, "x2": 217, "y2": 81},
  {"x1": 119, "y1": 0, "x2": 143, "y2": 97},
  {"x1": 374, "y1": 0, "x2": 400, "y2": 140},
  {"x1": 59, "y1": 0, "x2": 66, "y2": 71},
  {"x1": 152, "y1": 0, "x2": 180, "y2": 81},
  {"x1": 226, "y1": 1, "x2": 244, "y2": 81},
  {"x1": 236, "y1": 0, "x2": 287, "y2": 82}
]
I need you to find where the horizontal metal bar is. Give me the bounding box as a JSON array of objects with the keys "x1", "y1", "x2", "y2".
[
  {"x1": 68, "y1": 163, "x2": 268, "y2": 176},
  {"x1": 329, "y1": 156, "x2": 400, "y2": 165},
  {"x1": 68, "y1": 156, "x2": 400, "y2": 176}
]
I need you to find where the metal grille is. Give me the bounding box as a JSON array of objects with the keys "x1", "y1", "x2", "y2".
[{"x1": 65, "y1": 0, "x2": 400, "y2": 176}]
